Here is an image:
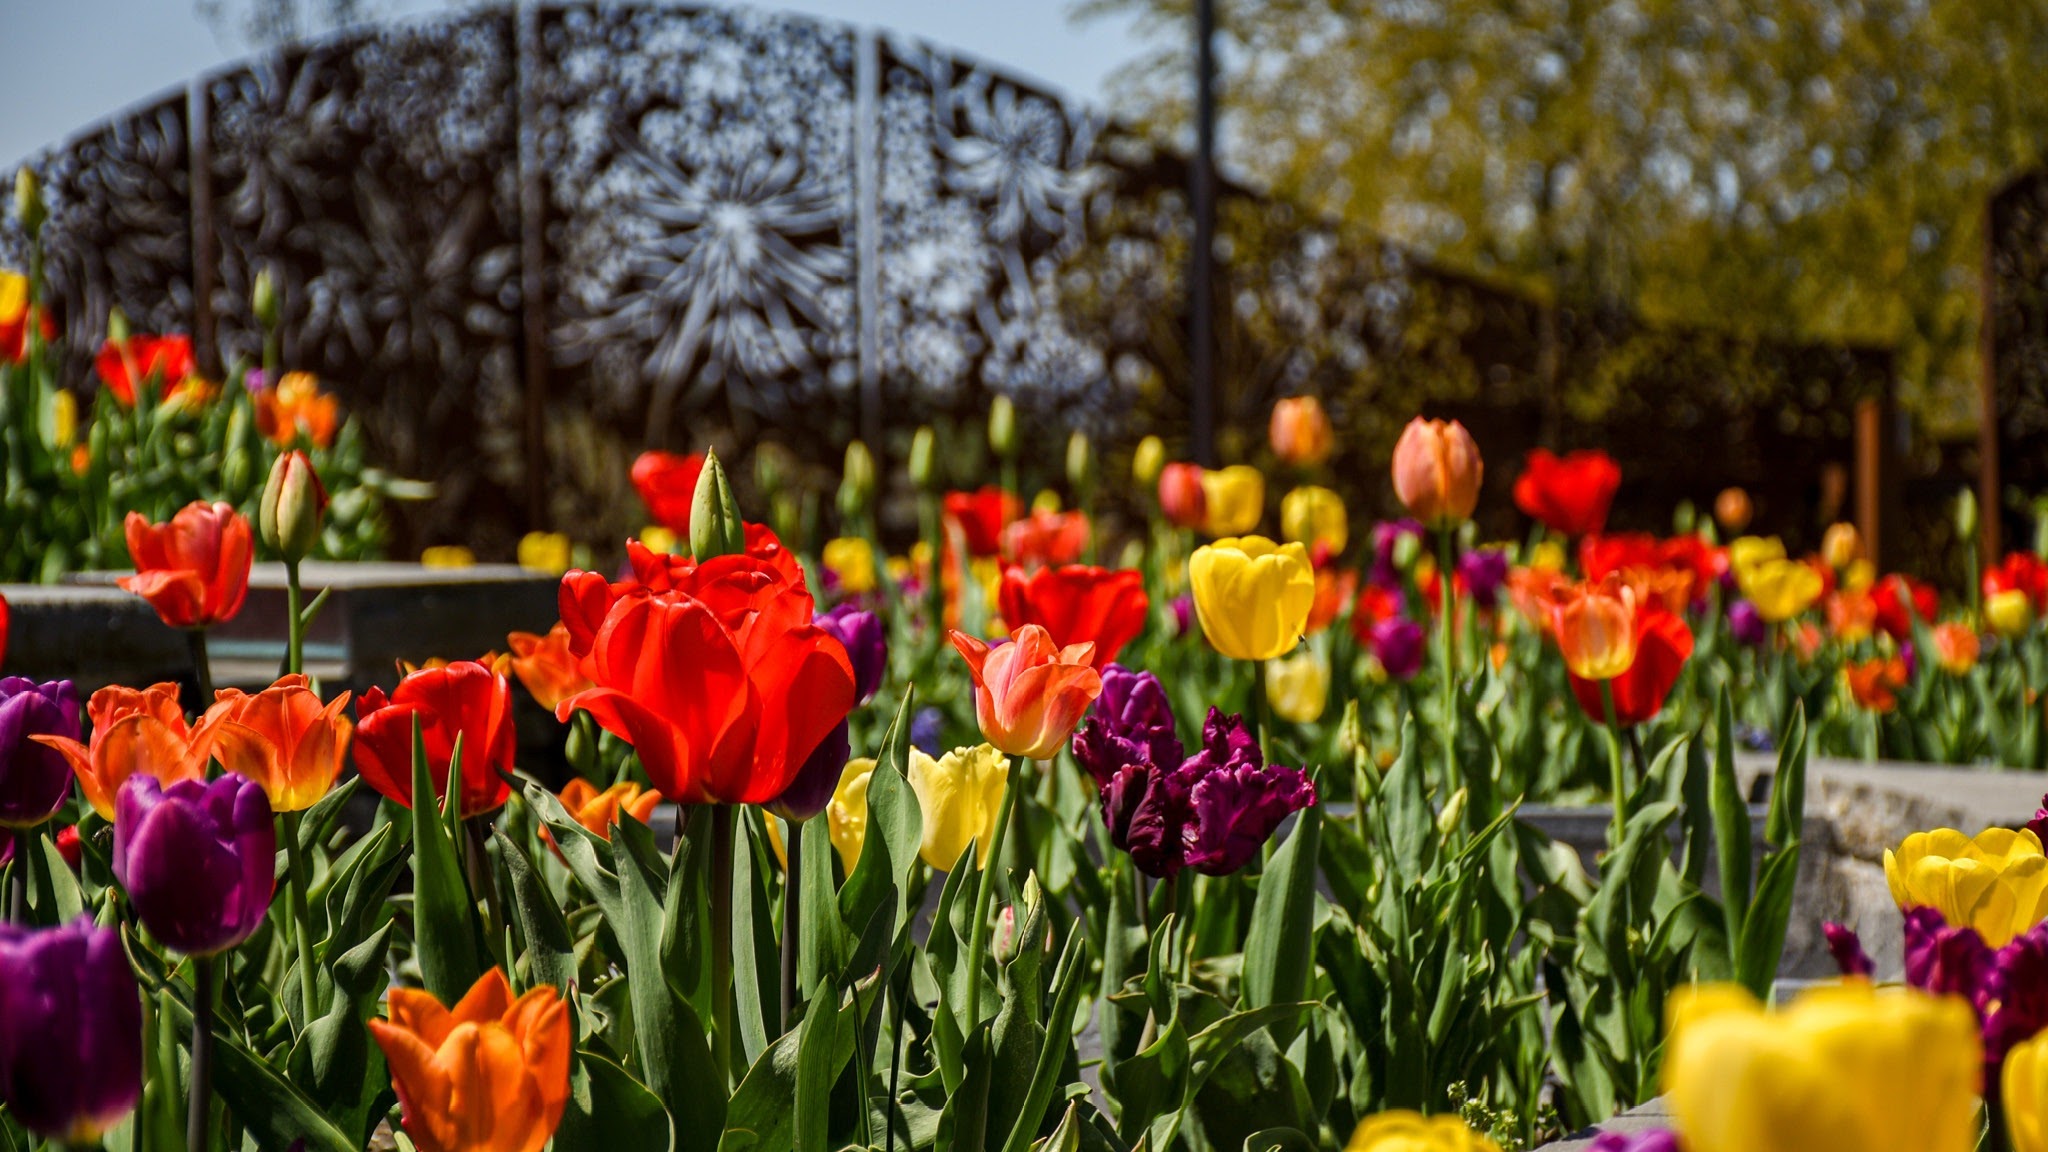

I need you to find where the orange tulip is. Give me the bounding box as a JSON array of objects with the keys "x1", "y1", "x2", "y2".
[
  {"x1": 1846, "y1": 657, "x2": 1909, "y2": 713},
  {"x1": 948, "y1": 625, "x2": 1103, "y2": 760},
  {"x1": 203, "y1": 674, "x2": 353, "y2": 812},
  {"x1": 505, "y1": 624, "x2": 591, "y2": 712},
  {"x1": 118, "y1": 502, "x2": 253, "y2": 628},
  {"x1": 253, "y1": 371, "x2": 342, "y2": 448},
  {"x1": 1550, "y1": 576, "x2": 1639, "y2": 681},
  {"x1": 367, "y1": 968, "x2": 571, "y2": 1152},
  {"x1": 554, "y1": 778, "x2": 662, "y2": 841},
  {"x1": 1931, "y1": 622, "x2": 1981, "y2": 675},
  {"x1": 1390, "y1": 417, "x2": 1482, "y2": 528},
  {"x1": 1505, "y1": 566, "x2": 1569, "y2": 633},
  {"x1": 1269, "y1": 396, "x2": 1335, "y2": 467},
  {"x1": 31, "y1": 684, "x2": 214, "y2": 819},
  {"x1": 1826, "y1": 591, "x2": 1878, "y2": 643}
]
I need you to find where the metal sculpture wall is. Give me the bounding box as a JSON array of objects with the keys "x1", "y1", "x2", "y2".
[{"x1": 1990, "y1": 171, "x2": 2048, "y2": 555}]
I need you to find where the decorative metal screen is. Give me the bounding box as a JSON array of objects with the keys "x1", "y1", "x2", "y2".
[{"x1": 1991, "y1": 172, "x2": 2048, "y2": 551}]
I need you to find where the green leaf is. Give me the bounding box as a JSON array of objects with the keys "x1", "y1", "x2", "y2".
[
  {"x1": 555, "y1": 1050, "x2": 677, "y2": 1152},
  {"x1": 839, "y1": 690, "x2": 922, "y2": 940},
  {"x1": 36, "y1": 828, "x2": 83, "y2": 922},
  {"x1": 1000, "y1": 929, "x2": 1090, "y2": 1152},
  {"x1": 936, "y1": 1021, "x2": 995, "y2": 1152},
  {"x1": 1737, "y1": 844, "x2": 1802, "y2": 999},
  {"x1": 793, "y1": 977, "x2": 836, "y2": 1152},
  {"x1": 1766, "y1": 701, "x2": 1808, "y2": 850},
  {"x1": 411, "y1": 721, "x2": 482, "y2": 1002},
  {"x1": 495, "y1": 828, "x2": 577, "y2": 993},
  {"x1": 1241, "y1": 805, "x2": 1321, "y2": 1017},
  {"x1": 797, "y1": 814, "x2": 845, "y2": 999},
  {"x1": 1709, "y1": 685, "x2": 1751, "y2": 964},
  {"x1": 733, "y1": 810, "x2": 780, "y2": 1064},
  {"x1": 718, "y1": 983, "x2": 858, "y2": 1152},
  {"x1": 612, "y1": 823, "x2": 724, "y2": 1148},
  {"x1": 160, "y1": 991, "x2": 357, "y2": 1152},
  {"x1": 1384, "y1": 717, "x2": 1432, "y2": 878}
]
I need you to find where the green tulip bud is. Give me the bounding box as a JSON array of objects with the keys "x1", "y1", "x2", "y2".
[
  {"x1": 1435, "y1": 787, "x2": 1468, "y2": 837},
  {"x1": 1066, "y1": 431, "x2": 1093, "y2": 491},
  {"x1": 106, "y1": 307, "x2": 129, "y2": 345},
  {"x1": 260, "y1": 450, "x2": 328, "y2": 563},
  {"x1": 989, "y1": 394, "x2": 1017, "y2": 459},
  {"x1": 691, "y1": 449, "x2": 745, "y2": 560},
  {"x1": 252, "y1": 267, "x2": 279, "y2": 330},
  {"x1": 841, "y1": 440, "x2": 875, "y2": 505},
  {"x1": 909, "y1": 426, "x2": 938, "y2": 491},
  {"x1": 1956, "y1": 486, "x2": 1979, "y2": 541},
  {"x1": 1132, "y1": 435, "x2": 1165, "y2": 486},
  {"x1": 13, "y1": 168, "x2": 44, "y2": 239},
  {"x1": 1392, "y1": 530, "x2": 1421, "y2": 571}
]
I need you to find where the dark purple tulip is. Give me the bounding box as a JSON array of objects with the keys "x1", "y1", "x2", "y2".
[
  {"x1": 1369, "y1": 617, "x2": 1427, "y2": 681},
  {"x1": 1072, "y1": 665, "x2": 1183, "y2": 790},
  {"x1": 2027, "y1": 792, "x2": 2048, "y2": 847},
  {"x1": 1177, "y1": 708, "x2": 1317, "y2": 876},
  {"x1": 0, "y1": 678, "x2": 80, "y2": 828},
  {"x1": 1727, "y1": 598, "x2": 1768, "y2": 647},
  {"x1": 1369, "y1": 519, "x2": 1424, "y2": 590},
  {"x1": 1903, "y1": 906, "x2": 1993, "y2": 1014},
  {"x1": 1170, "y1": 594, "x2": 1194, "y2": 638},
  {"x1": 817, "y1": 604, "x2": 886, "y2": 705},
  {"x1": 1457, "y1": 548, "x2": 1509, "y2": 606},
  {"x1": 1100, "y1": 761, "x2": 1191, "y2": 879},
  {"x1": 1822, "y1": 921, "x2": 1874, "y2": 978},
  {"x1": 0, "y1": 918, "x2": 142, "y2": 1141},
  {"x1": 766, "y1": 717, "x2": 851, "y2": 822},
  {"x1": 1986, "y1": 921, "x2": 2048, "y2": 1064},
  {"x1": 114, "y1": 774, "x2": 274, "y2": 956},
  {"x1": 1588, "y1": 1132, "x2": 1679, "y2": 1152}
]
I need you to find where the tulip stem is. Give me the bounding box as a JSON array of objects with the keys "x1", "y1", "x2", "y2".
[
  {"x1": 284, "y1": 558, "x2": 303, "y2": 676},
  {"x1": 1250, "y1": 661, "x2": 1272, "y2": 765},
  {"x1": 1601, "y1": 680, "x2": 1628, "y2": 846},
  {"x1": 965, "y1": 757, "x2": 1023, "y2": 1032},
  {"x1": 1437, "y1": 529, "x2": 1460, "y2": 795},
  {"x1": 282, "y1": 810, "x2": 320, "y2": 1025},
  {"x1": 186, "y1": 628, "x2": 213, "y2": 705},
  {"x1": 780, "y1": 818, "x2": 800, "y2": 1034},
  {"x1": 8, "y1": 828, "x2": 23, "y2": 923},
  {"x1": 710, "y1": 804, "x2": 736, "y2": 1089},
  {"x1": 187, "y1": 954, "x2": 216, "y2": 1152}
]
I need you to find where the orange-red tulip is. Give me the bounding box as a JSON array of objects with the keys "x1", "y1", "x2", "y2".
[
  {"x1": 554, "y1": 778, "x2": 662, "y2": 840},
  {"x1": 1550, "y1": 576, "x2": 1638, "y2": 681},
  {"x1": 629, "y1": 450, "x2": 705, "y2": 536},
  {"x1": 998, "y1": 565, "x2": 1148, "y2": 669},
  {"x1": 354, "y1": 661, "x2": 517, "y2": 818},
  {"x1": 1269, "y1": 396, "x2": 1334, "y2": 467},
  {"x1": 949, "y1": 625, "x2": 1102, "y2": 760},
  {"x1": 367, "y1": 968, "x2": 571, "y2": 1152},
  {"x1": 1932, "y1": 622, "x2": 1981, "y2": 675},
  {"x1": 944, "y1": 487, "x2": 1020, "y2": 557},
  {"x1": 118, "y1": 502, "x2": 253, "y2": 628},
  {"x1": 1390, "y1": 417, "x2": 1482, "y2": 528},
  {"x1": 203, "y1": 674, "x2": 352, "y2": 812},
  {"x1": 1157, "y1": 463, "x2": 1207, "y2": 529},
  {"x1": 1513, "y1": 448, "x2": 1621, "y2": 537},
  {"x1": 253, "y1": 372, "x2": 342, "y2": 449},
  {"x1": 1568, "y1": 599, "x2": 1693, "y2": 725},
  {"x1": 504, "y1": 623, "x2": 591, "y2": 712},
  {"x1": 31, "y1": 684, "x2": 213, "y2": 819},
  {"x1": 1846, "y1": 657, "x2": 1909, "y2": 713},
  {"x1": 94, "y1": 335, "x2": 203, "y2": 408},
  {"x1": 1000, "y1": 510, "x2": 1089, "y2": 569}
]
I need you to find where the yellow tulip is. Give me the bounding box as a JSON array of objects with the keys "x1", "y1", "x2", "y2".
[
  {"x1": 0, "y1": 271, "x2": 24, "y2": 323},
  {"x1": 1989, "y1": 589, "x2": 2034, "y2": 637},
  {"x1": 1265, "y1": 649, "x2": 1330, "y2": 724},
  {"x1": 420, "y1": 545, "x2": 476, "y2": 570},
  {"x1": 639, "y1": 526, "x2": 678, "y2": 555},
  {"x1": 1280, "y1": 485, "x2": 1348, "y2": 555},
  {"x1": 907, "y1": 743, "x2": 1008, "y2": 872},
  {"x1": 2005, "y1": 1025, "x2": 2048, "y2": 1152},
  {"x1": 1821, "y1": 521, "x2": 1864, "y2": 569},
  {"x1": 1736, "y1": 557, "x2": 1823, "y2": 622},
  {"x1": 1199, "y1": 465, "x2": 1265, "y2": 536},
  {"x1": 1664, "y1": 982, "x2": 1979, "y2": 1152},
  {"x1": 1526, "y1": 540, "x2": 1566, "y2": 572},
  {"x1": 1132, "y1": 435, "x2": 1166, "y2": 486},
  {"x1": 1884, "y1": 826, "x2": 2048, "y2": 947},
  {"x1": 823, "y1": 536, "x2": 878, "y2": 594},
  {"x1": 1842, "y1": 558, "x2": 1876, "y2": 593},
  {"x1": 1727, "y1": 535, "x2": 1787, "y2": 581},
  {"x1": 517, "y1": 531, "x2": 572, "y2": 575},
  {"x1": 1344, "y1": 1112, "x2": 1501, "y2": 1152},
  {"x1": 1189, "y1": 536, "x2": 1315, "y2": 661},
  {"x1": 827, "y1": 758, "x2": 874, "y2": 872}
]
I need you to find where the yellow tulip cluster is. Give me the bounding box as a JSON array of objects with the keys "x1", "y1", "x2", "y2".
[
  {"x1": 1885, "y1": 826, "x2": 2048, "y2": 947},
  {"x1": 1730, "y1": 536, "x2": 1824, "y2": 622}
]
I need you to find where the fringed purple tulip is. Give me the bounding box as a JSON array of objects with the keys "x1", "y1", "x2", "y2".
[
  {"x1": 0, "y1": 918, "x2": 142, "y2": 1142},
  {"x1": 1727, "y1": 598, "x2": 1767, "y2": 646},
  {"x1": 1100, "y1": 760, "x2": 1190, "y2": 879},
  {"x1": 1457, "y1": 548, "x2": 1510, "y2": 606},
  {"x1": 1822, "y1": 921, "x2": 1875, "y2": 978},
  {"x1": 114, "y1": 774, "x2": 274, "y2": 956},
  {"x1": 1178, "y1": 709, "x2": 1317, "y2": 876},
  {"x1": 1986, "y1": 921, "x2": 2048, "y2": 1065},
  {"x1": 817, "y1": 604, "x2": 886, "y2": 705},
  {"x1": 0, "y1": 678, "x2": 80, "y2": 828},
  {"x1": 766, "y1": 717, "x2": 851, "y2": 822},
  {"x1": 1903, "y1": 905, "x2": 1993, "y2": 1013},
  {"x1": 1369, "y1": 618, "x2": 1428, "y2": 681},
  {"x1": 1072, "y1": 666, "x2": 1182, "y2": 788}
]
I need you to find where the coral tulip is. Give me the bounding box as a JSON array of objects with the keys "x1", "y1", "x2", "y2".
[
  {"x1": 95, "y1": 334, "x2": 202, "y2": 408},
  {"x1": 630, "y1": 450, "x2": 706, "y2": 535},
  {"x1": 253, "y1": 371, "x2": 342, "y2": 448},
  {"x1": 1269, "y1": 396, "x2": 1335, "y2": 467},
  {"x1": 1280, "y1": 485, "x2": 1347, "y2": 554},
  {"x1": 34, "y1": 683, "x2": 213, "y2": 820},
  {"x1": 0, "y1": 919, "x2": 142, "y2": 1144},
  {"x1": 0, "y1": 678, "x2": 79, "y2": 828},
  {"x1": 1932, "y1": 621, "x2": 1981, "y2": 675},
  {"x1": 1714, "y1": 486, "x2": 1754, "y2": 532},
  {"x1": 559, "y1": 554, "x2": 855, "y2": 805},
  {"x1": 1188, "y1": 536, "x2": 1315, "y2": 661},
  {"x1": 555, "y1": 778, "x2": 662, "y2": 840},
  {"x1": 368, "y1": 968, "x2": 571, "y2": 1152},
  {"x1": 998, "y1": 565, "x2": 1148, "y2": 670},
  {"x1": 1887, "y1": 827, "x2": 2048, "y2": 948},
  {"x1": 907, "y1": 743, "x2": 1009, "y2": 871},
  {"x1": 1513, "y1": 448, "x2": 1621, "y2": 537},
  {"x1": 205, "y1": 674, "x2": 352, "y2": 812},
  {"x1": 1157, "y1": 463, "x2": 1207, "y2": 529},
  {"x1": 1345, "y1": 1112, "x2": 1501, "y2": 1152},
  {"x1": 1390, "y1": 417, "x2": 1482, "y2": 528},
  {"x1": 355, "y1": 661, "x2": 517, "y2": 817},
  {"x1": 1265, "y1": 649, "x2": 1329, "y2": 723},
  {"x1": 1550, "y1": 577, "x2": 1638, "y2": 682},
  {"x1": 1663, "y1": 983, "x2": 1979, "y2": 1152},
  {"x1": 1199, "y1": 465, "x2": 1266, "y2": 537},
  {"x1": 1000, "y1": 510, "x2": 1090, "y2": 569},
  {"x1": 949, "y1": 625, "x2": 1101, "y2": 760},
  {"x1": 505, "y1": 623, "x2": 592, "y2": 713},
  {"x1": 827, "y1": 757, "x2": 873, "y2": 872},
  {"x1": 944, "y1": 487, "x2": 1021, "y2": 557},
  {"x1": 118, "y1": 501, "x2": 253, "y2": 628},
  {"x1": 1567, "y1": 600, "x2": 1692, "y2": 726},
  {"x1": 114, "y1": 773, "x2": 274, "y2": 956}
]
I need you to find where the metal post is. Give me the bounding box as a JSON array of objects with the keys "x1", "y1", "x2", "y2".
[{"x1": 1189, "y1": 0, "x2": 1218, "y2": 467}]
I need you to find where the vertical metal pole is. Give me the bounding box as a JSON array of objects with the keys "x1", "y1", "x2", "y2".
[
  {"x1": 1189, "y1": 0, "x2": 1218, "y2": 467},
  {"x1": 855, "y1": 28, "x2": 882, "y2": 453},
  {"x1": 517, "y1": 3, "x2": 552, "y2": 531}
]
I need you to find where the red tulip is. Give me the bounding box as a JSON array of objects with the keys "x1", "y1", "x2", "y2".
[
  {"x1": 1872, "y1": 574, "x2": 1939, "y2": 641},
  {"x1": 1581, "y1": 532, "x2": 1718, "y2": 594},
  {"x1": 1986, "y1": 552, "x2": 2048, "y2": 611},
  {"x1": 1567, "y1": 598, "x2": 1694, "y2": 726},
  {"x1": 630, "y1": 451, "x2": 706, "y2": 535},
  {"x1": 1514, "y1": 448, "x2": 1622, "y2": 537},
  {"x1": 94, "y1": 335, "x2": 203, "y2": 408},
  {"x1": 557, "y1": 555, "x2": 855, "y2": 804},
  {"x1": 354, "y1": 661, "x2": 517, "y2": 818},
  {"x1": 624, "y1": 524, "x2": 803, "y2": 589},
  {"x1": 1000, "y1": 511, "x2": 1089, "y2": 569},
  {"x1": 1157, "y1": 463, "x2": 1208, "y2": 529},
  {"x1": 943, "y1": 487, "x2": 1020, "y2": 557},
  {"x1": 118, "y1": 502, "x2": 253, "y2": 628},
  {"x1": 999, "y1": 565, "x2": 1148, "y2": 669}
]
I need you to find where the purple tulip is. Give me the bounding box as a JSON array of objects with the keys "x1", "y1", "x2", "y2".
[
  {"x1": 0, "y1": 678, "x2": 79, "y2": 828},
  {"x1": 1986, "y1": 922, "x2": 2048, "y2": 1063},
  {"x1": 1370, "y1": 519, "x2": 1424, "y2": 589},
  {"x1": 1369, "y1": 617, "x2": 1428, "y2": 680},
  {"x1": 1178, "y1": 709, "x2": 1317, "y2": 876},
  {"x1": 1072, "y1": 665, "x2": 1183, "y2": 789},
  {"x1": 1588, "y1": 1132, "x2": 1679, "y2": 1152},
  {"x1": 1456, "y1": 549, "x2": 1510, "y2": 606},
  {"x1": 0, "y1": 918, "x2": 142, "y2": 1141},
  {"x1": 1170, "y1": 594, "x2": 1195, "y2": 638},
  {"x1": 1903, "y1": 906, "x2": 1994, "y2": 1015},
  {"x1": 1822, "y1": 921, "x2": 1875, "y2": 978},
  {"x1": 766, "y1": 717, "x2": 851, "y2": 822},
  {"x1": 114, "y1": 774, "x2": 274, "y2": 956},
  {"x1": 1727, "y1": 598, "x2": 1768, "y2": 647},
  {"x1": 2026, "y1": 792, "x2": 2048, "y2": 847},
  {"x1": 911, "y1": 706, "x2": 945, "y2": 756},
  {"x1": 817, "y1": 604, "x2": 886, "y2": 705},
  {"x1": 1100, "y1": 760, "x2": 1191, "y2": 879}
]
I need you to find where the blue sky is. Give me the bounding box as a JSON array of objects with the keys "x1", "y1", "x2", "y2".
[{"x1": 0, "y1": 0, "x2": 1153, "y2": 164}]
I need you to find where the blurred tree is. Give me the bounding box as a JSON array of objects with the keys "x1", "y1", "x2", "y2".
[
  {"x1": 1076, "y1": 0, "x2": 2048, "y2": 437},
  {"x1": 195, "y1": 0, "x2": 381, "y2": 49}
]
